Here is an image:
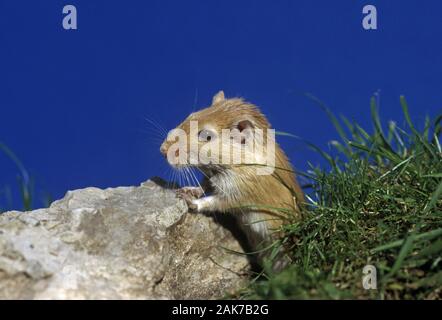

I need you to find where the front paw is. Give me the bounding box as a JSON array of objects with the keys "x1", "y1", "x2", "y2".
[
  {"x1": 180, "y1": 195, "x2": 199, "y2": 212},
  {"x1": 176, "y1": 186, "x2": 204, "y2": 199},
  {"x1": 176, "y1": 187, "x2": 203, "y2": 212},
  {"x1": 187, "y1": 198, "x2": 199, "y2": 212}
]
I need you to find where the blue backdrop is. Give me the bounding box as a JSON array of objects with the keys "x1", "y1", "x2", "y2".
[{"x1": 1, "y1": 0, "x2": 441, "y2": 209}]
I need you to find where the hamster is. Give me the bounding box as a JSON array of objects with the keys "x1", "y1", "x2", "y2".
[{"x1": 160, "y1": 91, "x2": 303, "y2": 271}]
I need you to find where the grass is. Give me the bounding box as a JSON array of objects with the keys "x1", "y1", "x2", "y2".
[
  {"x1": 2, "y1": 95, "x2": 440, "y2": 299},
  {"x1": 239, "y1": 95, "x2": 442, "y2": 299},
  {"x1": 0, "y1": 141, "x2": 35, "y2": 212}
]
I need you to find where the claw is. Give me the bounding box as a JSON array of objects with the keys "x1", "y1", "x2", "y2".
[
  {"x1": 176, "y1": 186, "x2": 204, "y2": 199},
  {"x1": 176, "y1": 187, "x2": 203, "y2": 212}
]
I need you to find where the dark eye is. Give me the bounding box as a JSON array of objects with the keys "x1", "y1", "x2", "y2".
[{"x1": 198, "y1": 129, "x2": 215, "y2": 142}]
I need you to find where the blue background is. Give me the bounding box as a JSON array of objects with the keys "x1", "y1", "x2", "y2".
[{"x1": 1, "y1": 0, "x2": 441, "y2": 210}]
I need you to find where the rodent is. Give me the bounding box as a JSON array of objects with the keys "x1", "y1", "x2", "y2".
[{"x1": 160, "y1": 91, "x2": 304, "y2": 271}]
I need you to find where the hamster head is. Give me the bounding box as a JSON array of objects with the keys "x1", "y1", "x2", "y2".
[{"x1": 160, "y1": 91, "x2": 273, "y2": 172}]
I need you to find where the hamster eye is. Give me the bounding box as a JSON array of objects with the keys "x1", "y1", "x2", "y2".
[{"x1": 198, "y1": 129, "x2": 215, "y2": 142}]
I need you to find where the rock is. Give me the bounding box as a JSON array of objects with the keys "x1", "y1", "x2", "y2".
[{"x1": 0, "y1": 179, "x2": 250, "y2": 299}]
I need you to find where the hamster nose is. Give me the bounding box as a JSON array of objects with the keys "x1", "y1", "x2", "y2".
[{"x1": 160, "y1": 145, "x2": 167, "y2": 157}]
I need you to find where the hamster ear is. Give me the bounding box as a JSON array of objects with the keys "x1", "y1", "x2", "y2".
[
  {"x1": 212, "y1": 90, "x2": 225, "y2": 104},
  {"x1": 233, "y1": 119, "x2": 255, "y2": 144},
  {"x1": 236, "y1": 119, "x2": 254, "y2": 132}
]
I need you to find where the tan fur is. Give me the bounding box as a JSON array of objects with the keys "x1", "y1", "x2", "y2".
[{"x1": 161, "y1": 91, "x2": 303, "y2": 269}]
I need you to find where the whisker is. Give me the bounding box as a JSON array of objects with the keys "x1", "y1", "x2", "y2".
[
  {"x1": 197, "y1": 167, "x2": 227, "y2": 196},
  {"x1": 192, "y1": 87, "x2": 199, "y2": 113},
  {"x1": 145, "y1": 116, "x2": 168, "y2": 137},
  {"x1": 138, "y1": 127, "x2": 165, "y2": 141},
  {"x1": 183, "y1": 167, "x2": 191, "y2": 187},
  {"x1": 188, "y1": 167, "x2": 206, "y2": 197}
]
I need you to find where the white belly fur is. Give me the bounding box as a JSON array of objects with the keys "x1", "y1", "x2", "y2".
[{"x1": 238, "y1": 211, "x2": 272, "y2": 250}]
